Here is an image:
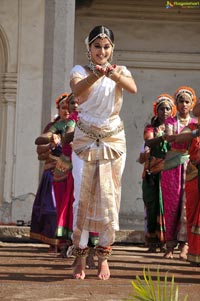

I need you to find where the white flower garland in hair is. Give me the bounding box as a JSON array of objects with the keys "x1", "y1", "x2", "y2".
[{"x1": 85, "y1": 36, "x2": 90, "y2": 51}]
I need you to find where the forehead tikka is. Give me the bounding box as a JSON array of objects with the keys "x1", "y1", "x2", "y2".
[{"x1": 98, "y1": 33, "x2": 107, "y2": 39}]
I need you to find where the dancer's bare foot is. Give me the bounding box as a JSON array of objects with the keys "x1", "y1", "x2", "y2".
[
  {"x1": 163, "y1": 248, "x2": 174, "y2": 259},
  {"x1": 72, "y1": 257, "x2": 86, "y2": 280},
  {"x1": 179, "y1": 243, "x2": 188, "y2": 260},
  {"x1": 98, "y1": 259, "x2": 110, "y2": 280}
]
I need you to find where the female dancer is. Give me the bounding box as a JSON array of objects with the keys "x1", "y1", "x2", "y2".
[
  {"x1": 30, "y1": 93, "x2": 69, "y2": 252},
  {"x1": 139, "y1": 94, "x2": 176, "y2": 252},
  {"x1": 53, "y1": 95, "x2": 79, "y2": 254},
  {"x1": 69, "y1": 25, "x2": 137, "y2": 280},
  {"x1": 161, "y1": 86, "x2": 196, "y2": 259},
  {"x1": 165, "y1": 98, "x2": 200, "y2": 265},
  {"x1": 36, "y1": 94, "x2": 80, "y2": 254}
]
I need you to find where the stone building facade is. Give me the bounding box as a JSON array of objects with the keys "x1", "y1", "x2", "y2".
[{"x1": 0, "y1": 0, "x2": 199, "y2": 231}]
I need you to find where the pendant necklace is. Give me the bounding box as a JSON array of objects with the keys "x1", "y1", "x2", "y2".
[
  {"x1": 87, "y1": 60, "x2": 109, "y2": 72},
  {"x1": 177, "y1": 114, "x2": 191, "y2": 133}
]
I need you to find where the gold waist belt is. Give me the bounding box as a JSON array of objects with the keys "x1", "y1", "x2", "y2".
[{"x1": 76, "y1": 119, "x2": 124, "y2": 140}]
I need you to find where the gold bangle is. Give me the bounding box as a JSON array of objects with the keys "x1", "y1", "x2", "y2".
[{"x1": 107, "y1": 70, "x2": 115, "y2": 78}]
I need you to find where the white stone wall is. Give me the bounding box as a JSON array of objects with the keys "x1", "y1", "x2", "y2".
[
  {"x1": 0, "y1": 0, "x2": 75, "y2": 223},
  {"x1": 74, "y1": 0, "x2": 200, "y2": 229}
]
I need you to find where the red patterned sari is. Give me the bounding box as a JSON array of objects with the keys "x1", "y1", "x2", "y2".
[{"x1": 185, "y1": 123, "x2": 200, "y2": 264}]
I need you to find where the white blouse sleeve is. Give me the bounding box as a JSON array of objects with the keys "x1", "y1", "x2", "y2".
[
  {"x1": 118, "y1": 65, "x2": 132, "y2": 77},
  {"x1": 70, "y1": 65, "x2": 87, "y2": 80}
]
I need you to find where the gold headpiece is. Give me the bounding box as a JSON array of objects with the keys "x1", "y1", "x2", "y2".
[
  {"x1": 85, "y1": 34, "x2": 115, "y2": 51},
  {"x1": 174, "y1": 86, "x2": 196, "y2": 106},
  {"x1": 153, "y1": 93, "x2": 176, "y2": 117}
]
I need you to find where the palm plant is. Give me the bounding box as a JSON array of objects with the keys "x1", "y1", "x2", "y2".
[{"x1": 125, "y1": 267, "x2": 188, "y2": 301}]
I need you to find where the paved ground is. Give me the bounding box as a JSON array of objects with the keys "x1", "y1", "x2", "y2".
[{"x1": 0, "y1": 242, "x2": 199, "y2": 301}]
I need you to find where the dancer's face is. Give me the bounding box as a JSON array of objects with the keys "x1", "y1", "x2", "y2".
[
  {"x1": 157, "y1": 103, "x2": 172, "y2": 123},
  {"x1": 176, "y1": 95, "x2": 193, "y2": 117},
  {"x1": 58, "y1": 103, "x2": 69, "y2": 121},
  {"x1": 90, "y1": 38, "x2": 113, "y2": 65},
  {"x1": 68, "y1": 97, "x2": 79, "y2": 113}
]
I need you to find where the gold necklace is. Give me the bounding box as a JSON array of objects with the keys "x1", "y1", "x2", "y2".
[
  {"x1": 87, "y1": 60, "x2": 109, "y2": 72},
  {"x1": 177, "y1": 114, "x2": 190, "y2": 125}
]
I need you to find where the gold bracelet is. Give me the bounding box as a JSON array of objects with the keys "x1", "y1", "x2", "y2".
[{"x1": 107, "y1": 70, "x2": 115, "y2": 78}]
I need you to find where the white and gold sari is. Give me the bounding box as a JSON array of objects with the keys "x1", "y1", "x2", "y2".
[{"x1": 70, "y1": 64, "x2": 131, "y2": 247}]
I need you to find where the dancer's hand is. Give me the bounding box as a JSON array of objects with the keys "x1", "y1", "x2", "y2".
[
  {"x1": 52, "y1": 134, "x2": 61, "y2": 146},
  {"x1": 93, "y1": 65, "x2": 105, "y2": 77},
  {"x1": 95, "y1": 64, "x2": 116, "y2": 77}
]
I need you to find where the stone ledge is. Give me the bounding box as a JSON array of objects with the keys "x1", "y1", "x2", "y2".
[{"x1": 0, "y1": 226, "x2": 145, "y2": 243}]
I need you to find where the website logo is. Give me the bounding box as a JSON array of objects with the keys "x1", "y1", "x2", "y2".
[{"x1": 166, "y1": 1, "x2": 200, "y2": 8}]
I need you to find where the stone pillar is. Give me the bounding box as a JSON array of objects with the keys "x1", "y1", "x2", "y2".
[
  {"x1": 42, "y1": 0, "x2": 75, "y2": 128},
  {"x1": 9, "y1": 1, "x2": 46, "y2": 222},
  {"x1": 12, "y1": 0, "x2": 46, "y2": 199},
  {"x1": 2, "y1": 73, "x2": 17, "y2": 203},
  {"x1": 0, "y1": 74, "x2": 17, "y2": 223}
]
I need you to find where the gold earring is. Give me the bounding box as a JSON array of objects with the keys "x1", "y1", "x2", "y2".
[{"x1": 87, "y1": 50, "x2": 91, "y2": 61}]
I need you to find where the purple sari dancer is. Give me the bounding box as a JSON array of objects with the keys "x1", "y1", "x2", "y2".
[
  {"x1": 30, "y1": 121, "x2": 62, "y2": 251},
  {"x1": 30, "y1": 160, "x2": 59, "y2": 249},
  {"x1": 30, "y1": 94, "x2": 69, "y2": 252}
]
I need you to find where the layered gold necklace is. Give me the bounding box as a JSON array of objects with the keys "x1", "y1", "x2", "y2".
[{"x1": 87, "y1": 60, "x2": 109, "y2": 72}]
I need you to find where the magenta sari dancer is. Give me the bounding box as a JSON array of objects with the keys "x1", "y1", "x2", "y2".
[
  {"x1": 161, "y1": 116, "x2": 196, "y2": 248},
  {"x1": 54, "y1": 112, "x2": 77, "y2": 241}
]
